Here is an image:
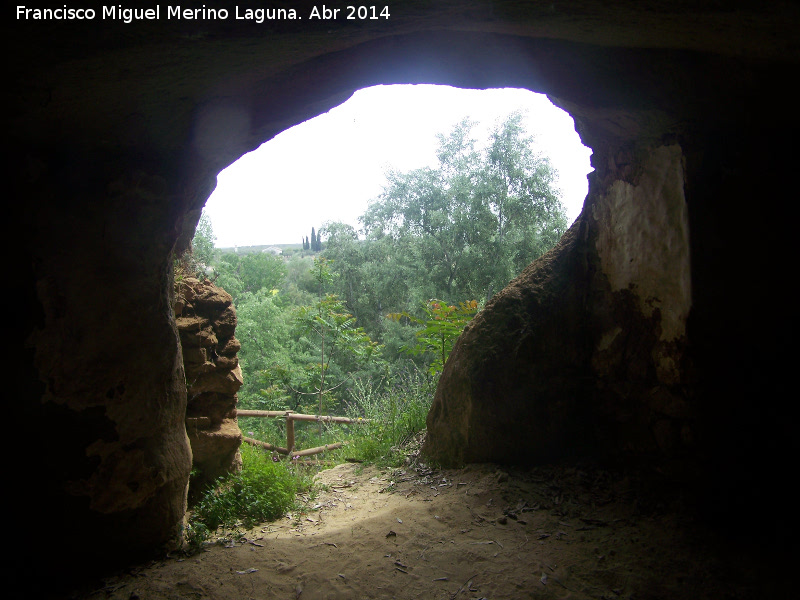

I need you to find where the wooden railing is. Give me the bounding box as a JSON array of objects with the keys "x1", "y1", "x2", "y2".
[{"x1": 235, "y1": 409, "x2": 369, "y2": 459}]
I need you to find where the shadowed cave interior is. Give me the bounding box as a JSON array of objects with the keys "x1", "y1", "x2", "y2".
[{"x1": 8, "y1": 1, "x2": 796, "y2": 596}]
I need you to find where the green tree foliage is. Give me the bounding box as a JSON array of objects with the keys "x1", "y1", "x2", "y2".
[
  {"x1": 214, "y1": 252, "x2": 287, "y2": 306},
  {"x1": 192, "y1": 211, "x2": 217, "y2": 271},
  {"x1": 388, "y1": 299, "x2": 479, "y2": 375},
  {"x1": 234, "y1": 287, "x2": 291, "y2": 408},
  {"x1": 291, "y1": 257, "x2": 381, "y2": 416},
  {"x1": 197, "y1": 113, "x2": 567, "y2": 461},
  {"x1": 295, "y1": 293, "x2": 380, "y2": 414},
  {"x1": 479, "y1": 111, "x2": 567, "y2": 297},
  {"x1": 359, "y1": 113, "x2": 567, "y2": 304},
  {"x1": 309, "y1": 227, "x2": 323, "y2": 252}
]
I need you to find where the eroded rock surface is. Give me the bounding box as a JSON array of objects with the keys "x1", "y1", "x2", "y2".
[
  {"x1": 426, "y1": 142, "x2": 694, "y2": 471},
  {"x1": 174, "y1": 277, "x2": 243, "y2": 490}
]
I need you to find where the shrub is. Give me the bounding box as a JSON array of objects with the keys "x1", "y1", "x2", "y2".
[{"x1": 190, "y1": 443, "x2": 307, "y2": 535}]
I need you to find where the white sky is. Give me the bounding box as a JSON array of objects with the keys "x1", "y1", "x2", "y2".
[{"x1": 204, "y1": 85, "x2": 594, "y2": 248}]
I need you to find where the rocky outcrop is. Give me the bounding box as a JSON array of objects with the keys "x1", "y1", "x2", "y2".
[
  {"x1": 425, "y1": 220, "x2": 592, "y2": 466},
  {"x1": 174, "y1": 277, "x2": 243, "y2": 490},
  {"x1": 425, "y1": 144, "x2": 694, "y2": 470}
]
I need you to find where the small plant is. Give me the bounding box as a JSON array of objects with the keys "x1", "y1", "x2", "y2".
[
  {"x1": 188, "y1": 443, "x2": 311, "y2": 541},
  {"x1": 387, "y1": 299, "x2": 479, "y2": 375},
  {"x1": 183, "y1": 521, "x2": 210, "y2": 553}
]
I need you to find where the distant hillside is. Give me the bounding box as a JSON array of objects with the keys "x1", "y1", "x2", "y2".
[{"x1": 216, "y1": 243, "x2": 304, "y2": 255}]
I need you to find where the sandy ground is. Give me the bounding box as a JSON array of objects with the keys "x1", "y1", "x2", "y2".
[{"x1": 69, "y1": 454, "x2": 789, "y2": 600}]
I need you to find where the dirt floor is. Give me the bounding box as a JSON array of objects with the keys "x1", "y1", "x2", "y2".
[{"x1": 67, "y1": 448, "x2": 790, "y2": 600}]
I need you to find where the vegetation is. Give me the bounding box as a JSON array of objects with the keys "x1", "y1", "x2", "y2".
[
  {"x1": 175, "y1": 211, "x2": 216, "y2": 280},
  {"x1": 185, "y1": 443, "x2": 314, "y2": 548},
  {"x1": 388, "y1": 299, "x2": 480, "y2": 376},
  {"x1": 342, "y1": 366, "x2": 436, "y2": 465},
  {"x1": 350, "y1": 112, "x2": 566, "y2": 309},
  {"x1": 180, "y1": 113, "x2": 566, "y2": 548}
]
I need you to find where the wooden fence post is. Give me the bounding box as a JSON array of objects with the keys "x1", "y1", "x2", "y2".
[{"x1": 286, "y1": 417, "x2": 295, "y2": 453}]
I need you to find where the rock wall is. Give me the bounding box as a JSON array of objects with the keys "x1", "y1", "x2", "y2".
[
  {"x1": 588, "y1": 144, "x2": 692, "y2": 461},
  {"x1": 426, "y1": 121, "x2": 794, "y2": 537},
  {"x1": 424, "y1": 142, "x2": 694, "y2": 467},
  {"x1": 424, "y1": 218, "x2": 593, "y2": 465},
  {"x1": 174, "y1": 277, "x2": 244, "y2": 493}
]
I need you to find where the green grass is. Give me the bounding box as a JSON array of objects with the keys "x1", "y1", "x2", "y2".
[
  {"x1": 186, "y1": 443, "x2": 313, "y2": 547},
  {"x1": 342, "y1": 368, "x2": 435, "y2": 466}
]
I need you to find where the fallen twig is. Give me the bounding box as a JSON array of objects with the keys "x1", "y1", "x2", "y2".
[{"x1": 451, "y1": 573, "x2": 478, "y2": 599}]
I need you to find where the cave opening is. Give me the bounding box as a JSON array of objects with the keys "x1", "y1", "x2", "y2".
[
  {"x1": 182, "y1": 82, "x2": 594, "y2": 503},
  {"x1": 202, "y1": 84, "x2": 593, "y2": 250}
]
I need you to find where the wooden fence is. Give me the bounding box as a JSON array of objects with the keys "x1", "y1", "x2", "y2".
[{"x1": 235, "y1": 409, "x2": 369, "y2": 459}]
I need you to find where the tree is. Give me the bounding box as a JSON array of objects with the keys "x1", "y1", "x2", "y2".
[
  {"x1": 214, "y1": 252, "x2": 287, "y2": 306},
  {"x1": 192, "y1": 211, "x2": 216, "y2": 270},
  {"x1": 235, "y1": 287, "x2": 292, "y2": 408},
  {"x1": 388, "y1": 299, "x2": 479, "y2": 375},
  {"x1": 267, "y1": 257, "x2": 381, "y2": 420},
  {"x1": 359, "y1": 113, "x2": 567, "y2": 305},
  {"x1": 322, "y1": 221, "x2": 418, "y2": 341},
  {"x1": 320, "y1": 223, "x2": 364, "y2": 317},
  {"x1": 479, "y1": 111, "x2": 567, "y2": 298},
  {"x1": 313, "y1": 227, "x2": 323, "y2": 251}
]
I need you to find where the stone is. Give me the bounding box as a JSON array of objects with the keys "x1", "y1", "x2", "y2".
[
  {"x1": 215, "y1": 355, "x2": 239, "y2": 370},
  {"x1": 219, "y1": 336, "x2": 242, "y2": 356},
  {"x1": 176, "y1": 316, "x2": 210, "y2": 332},
  {"x1": 425, "y1": 222, "x2": 591, "y2": 466},
  {"x1": 187, "y1": 391, "x2": 238, "y2": 426},
  {"x1": 181, "y1": 346, "x2": 208, "y2": 366},
  {"x1": 189, "y1": 365, "x2": 244, "y2": 396},
  {"x1": 175, "y1": 278, "x2": 243, "y2": 491},
  {"x1": 213, "y1": 305, "x2": 237, "y2": 339},
  {"x1": 195, "y1": 328, "x2": 219, "y2": 348},
  {"x1": 186, "y1": 418, "x2": 244, "y2": 493},
  {"x1": 192, "y1": 285, "x2": 233, "y2": 311}
]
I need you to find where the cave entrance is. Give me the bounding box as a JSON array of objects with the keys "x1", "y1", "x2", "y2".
[
  {"x1": 184, "y1": 84, "x2": 592, "y2": 481},
  {"x1": 203, "y1": 84, "x2": 592, "y2": 249}
]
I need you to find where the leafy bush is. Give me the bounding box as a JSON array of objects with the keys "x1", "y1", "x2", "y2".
[
  {"x1": 189, "y1": 443, "x2": 309, "y2": 536},
  {"x1": 388, "y1": 298, "x2": 479, "y2": 375}
]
